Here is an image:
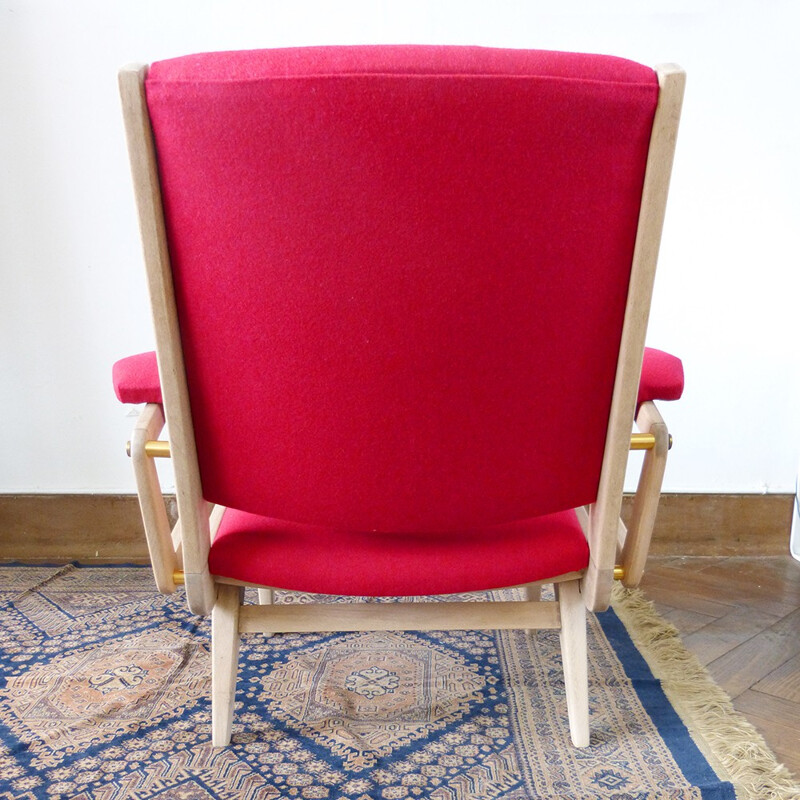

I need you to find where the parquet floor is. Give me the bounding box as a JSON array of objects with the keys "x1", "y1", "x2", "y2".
[{"x1": 640, "y1": 555, "x2": 800, "y2": 778}]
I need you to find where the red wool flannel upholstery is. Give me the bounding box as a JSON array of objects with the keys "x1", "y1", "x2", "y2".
[
  {"x1": 113, "y1": 347, "x2": 684, "y2": 410},
  {"x1": 113, "y1": 344, "x2": 681, "y2": 595},
  {"x1": 112, "y1": 351, "x2": 162, "y2": 405},
  {"x1": 209, "y1": 506, "x2": 588, "y2": 596},
  {"x1": 138, "y1": 45, "x2": 661, "y2": 591},
  {"x1": 638, "y1": 347, "x2": 684, "y2": 407}
]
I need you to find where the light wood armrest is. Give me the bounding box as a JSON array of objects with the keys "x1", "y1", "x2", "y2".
[
  {"x1": 129, "y1": 405, "x2": 228, "y2": 596},
  {"x1": 130, "y1": 403, "x2": 181, "y2": 593},
  {"x1": 619, "y1": 400, "x2": 669, "y2": 587}
]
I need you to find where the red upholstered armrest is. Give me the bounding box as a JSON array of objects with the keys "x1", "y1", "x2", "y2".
[
  {"x1": 112, "y1": 347, "x2": 684, "y2": 408},
  {"x1": 112, "y1": 351, "x2": 162, "y2": 404},
  {"x1": 637, "y1": 347, "x2": 684, "y2": 408}
]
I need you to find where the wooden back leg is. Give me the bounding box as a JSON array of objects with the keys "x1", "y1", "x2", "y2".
[
  {"x1": 211, "y1": 583, "x2": 243, "y2": 746},
  {"x1": 557, "y1": 579, "x2": 590, "y2": 747}
]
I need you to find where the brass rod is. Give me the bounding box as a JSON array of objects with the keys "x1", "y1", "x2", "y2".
[
  {"x1": 173, "y1": 569, "x2": 185, "y2": 585},
  {"x1": 630, "y1": 433, "x2": 656, "y2": 450},
  {"x1": 129, "y1": 435, "x2": 667, "y2": 461},
  {"x1": 631, "y1": 432, "x2": 674, "y2": 450},
  {"x1": 613, "y1": 565, "x2": 625, "y2": 581},
  {"x1": 145, "y1": 440, "x2": 171, "y2": 458},
  {"x1": 125, "y1": 440, "x2": 171, "y2": 458}
]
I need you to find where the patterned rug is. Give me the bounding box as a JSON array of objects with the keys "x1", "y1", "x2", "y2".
[{"x1": 0, "y1": 565, "x2": 797, "y2": 800}]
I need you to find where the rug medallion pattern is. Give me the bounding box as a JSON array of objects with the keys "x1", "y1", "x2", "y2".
[{"x1": 0, "y1": 566, "x2": 729, "y2": 799}]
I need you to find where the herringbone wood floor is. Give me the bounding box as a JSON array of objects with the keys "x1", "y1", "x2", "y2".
[{"x1": 641, "y1": 555, "x2": 800, "y2": 778}]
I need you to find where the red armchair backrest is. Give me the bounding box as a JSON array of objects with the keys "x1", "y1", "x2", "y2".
[{"x1": 145, "y1": 46, "x2": 659, "y2": 532}]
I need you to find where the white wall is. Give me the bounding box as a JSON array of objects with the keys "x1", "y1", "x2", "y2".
[{"x1": 1, "y1": 0, "x2": 798, "y2": 494}]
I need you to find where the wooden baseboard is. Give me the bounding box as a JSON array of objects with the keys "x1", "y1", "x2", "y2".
[
  {"x1": 0, "y1": 493, "x2": 793, "y2": 563},
  {"x1": 0, "y1": 494, "x2": 175, "y2": 564},
  {"x1": 622, "y1": 493, "x2": 793, "y2": 556}
]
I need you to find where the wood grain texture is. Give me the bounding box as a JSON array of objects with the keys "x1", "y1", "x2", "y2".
[
  {"x1": 119, "y1": 64, "x2": 215, "y2": 615},
  {"x1": 643, "y1": 555, "x2": 800, "y2": 780},
  {"x1": 211, "y1": 583, "x2": 242, "y2": 747},
  {"x1": 680, "y1": 606, "x2": 783, "y2": 666},
  {"x1": 733, "y1": 690, "x2": 800, "y2": 776},
  {"x1": 624, "y1": 493, "x2": 794, "y2": 556},
  {"x1": 643, "y1": 558, "x2": 800, "y2": 618},
  {"x1": 620, "y1": 401, "x2": 669, "y2": 588},
  {"x1": 657, "y1": 605, "x2": 718, "y2": 635},
  {"x1": 557, "y1": 580, "x2": 589, "y2": 747},
  {"x1": 707, "y1": 606, "x2": 800, "y2": 697},
  {"x1": 130, "y1": 402, "x2": 179, "y2": 592},
  {"x1": 0, "y1": 494, "x2": 156, "y2": 562},
  {"x1": 583, "y1": 65, "x2": 685, "y2": 612},
  {"x1": 639, "y1": 571, "x2": 739, "y2": 618},
  {"x1": 752, "y1": 653, "x2": 800, "y2": 704},
  {"x1": 238, "y1": 598, "x2": 561, "y2": 634}
]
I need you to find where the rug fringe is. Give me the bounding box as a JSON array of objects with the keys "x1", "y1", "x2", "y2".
[{"x1": 611, "y1": 585, "x2": 800, "y2": 800}]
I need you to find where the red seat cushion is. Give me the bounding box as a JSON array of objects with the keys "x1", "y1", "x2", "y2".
[
  {"x1": 208, "y1": 506, "x2": 589, "y2": 596},
  {"x1": 638, "y1": 347, "x2": 684, "y2": 408},
  {"x1": 112, "y1": 351, "x2": 162, "y2": 404}
]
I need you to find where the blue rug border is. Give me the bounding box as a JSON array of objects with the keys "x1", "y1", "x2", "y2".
[{"x1": 598, "y1": 605, "x2": 736, "y2": 800}]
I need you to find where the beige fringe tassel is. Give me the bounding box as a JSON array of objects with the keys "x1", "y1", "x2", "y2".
[{"x1": 611, "y1": 584, "x2": 800, "y2": 800}]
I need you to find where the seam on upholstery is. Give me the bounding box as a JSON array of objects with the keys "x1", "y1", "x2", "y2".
[{"x1": 145, "y1": 73, "x2": 657, "y2": 89}]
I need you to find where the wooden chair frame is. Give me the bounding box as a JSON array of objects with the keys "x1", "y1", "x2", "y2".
[{"x1": 119, "y1": 60, "x2": 685, "y2": 747}]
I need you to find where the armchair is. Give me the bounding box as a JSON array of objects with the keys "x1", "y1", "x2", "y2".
[{"x1": 114, "y1": 46, "x2": 684, "y2": 747}]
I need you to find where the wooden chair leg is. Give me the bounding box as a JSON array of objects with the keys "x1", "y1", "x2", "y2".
[
  {"x1": 257, "y1": 588, "x2": 274, "y2": 638},
  {"x1": 524, "y1": 584, "x2": 542, "y2": 635},
  {"x1": 525, "y1": 584, "x2": 542, "y2": 602},
  {"x1": 211, "y1": 583, "x2": 242, "y2": 746},
  {"x1": 557, "y1": 579, "x2": 590, "y2": 747},
  {"x1": 257, "y1": 588, "x2": 274, "y2": 605}
]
